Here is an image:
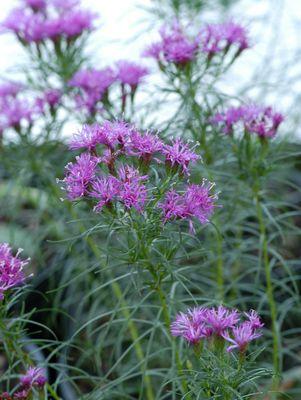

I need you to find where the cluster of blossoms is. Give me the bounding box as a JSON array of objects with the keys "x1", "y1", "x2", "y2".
[
  {"x1": 1, "y1": 0, "x2": 96, "y2": 45},
  {"x1": 0, "y1": 243, "x2": 29, "y2": 299},
  {"x1": 0, "y1": 82, "x2": 61, "y2": 133},
  {"x1": 144, "y1": 20, "x2": 249, "y2": 66},
  {"x1": 60, "y1": 120, "x2": 217, "y2": 232},
  {"x1": 1, "y1": 367, "x2": 46, "y2": 399},
  {"x1": 212, "y1": 104, "x2": 284, "y2": 138},
  {"x1": 69, "y1": 61, "x2": 148, "y2": 114},
  {"x1": 171, "y1": 306, "x2": 263, "y2": 353}
]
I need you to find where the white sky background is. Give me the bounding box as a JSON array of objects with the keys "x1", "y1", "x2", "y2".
[{"x1": 0, "y1": 0, "x2": 300, "y2": 137}]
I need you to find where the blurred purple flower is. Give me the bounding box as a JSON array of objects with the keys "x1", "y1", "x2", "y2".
[
  {"x1": 144, "y1": 21, "x2": 199, "y2": 65},
  {"x1": 212, "y1": 105, "x2": 284, "y2": 138},
  {"x1": 116, "y1": 60, "x2": 148, "y2": 88},
  {"x1": 200, "y1": 21, "x2": 249, "y2": 56},
  {"x1": 20, "y1": 367, "x2": 46, "y2": 388}
]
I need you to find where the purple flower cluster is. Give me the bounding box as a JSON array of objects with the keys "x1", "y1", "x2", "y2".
[
  {"x1": 1, "y1": 366, "x2": 46, "y2": 399},
  {"x1": 35, "y1": 88, "x2": 62, "y2": 114},
  {"x1": 1, "y1": 0, "x2": 96, "y2": 44},
  {"x1": 69, "y1": 61, "x2": 148, "y2": 114},
  {"x1": 171, "y1": 306, "x2": 263, "y2": 352},
  {"x1": 0, "y1": 243, "x2": 29, "y2": 299},
  {"x1": 212, "y1": 104, "x2": 284, "y2": 138},
  {"x1": 144, "y1": 20, "x2": 249, "y2": 66},
  {"x1": 60, "y1": 120, "x2": 214, "y2": 231},
  {"x1": 0, "y1": 82, "x2": 43, "y2": 132},
  {"x1": 199, "y1": 21, "x2": 249, "y2": 56}
]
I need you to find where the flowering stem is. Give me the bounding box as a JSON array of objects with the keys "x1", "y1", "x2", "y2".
[
  {"x1": 255, "y1": 191, "x2": 280, "y2": 391},
  {"x1": 216, "y1": 225, "x2": 224, "y2": 301}
]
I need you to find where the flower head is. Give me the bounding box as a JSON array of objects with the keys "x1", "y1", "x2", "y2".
[
  {"x1": 144, "y1": 21, "x2": 199, "y2": 65},
  {"x1": 163, "y1": 138, "x2": 199, "y2": 174},
  {"x1": 0, "y1": 244, "x2": 28, "y2": 299},
  {"x1": 159, "y1": 181, "x2": 217, "y2": 233},
  {"x1": 200, "y1": 21, "x2": 249, "y2": 56},
  {"x1": 20, "y1": 367, "x2": 46, "y2": 389},
  {"x1": 222, "y1": 321, "x2": 262, "y2": 352},
  {"x1": 62, "y1": 153, "x2": 99, "y2": 200},
  {"x1": 116, "y1": 61, "x2": 148, "y2": 88},
  {"x1": 126, "y1": 130, "x2": 163, "y2": 162},
  {"x1": 117, "y1": 165, "x2": 148, "y2": 212},
  {"x1": 89, "y1": 176, "x2": 120, "y2": 212},
  {"x1": 244, "y1": 309, "x2": 264, "y2": 330},
  {"x1": 69, "y1": 68, "x2": 115, "y2": 96},
  {"x1": 205, "y1": 306, "x2": 240, "y2": 336},
  {"x1": 171, "y1": 309, "x2": 210, "y2": 344},
  {"x1": 0, "y1": 82, "x2": 23, "y2": 98}
]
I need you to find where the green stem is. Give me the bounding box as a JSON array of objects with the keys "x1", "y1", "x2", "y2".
[
  {"x1": 255, "y1": 193, "x2": 280, "y2": 391},
  {"x1": 216, "y1": 227, "x2": 224, "y2": 301},
  {"x1": 156, "y1": 286, "x2": 191, "y2": 399},
  {"x1": 69, "y1": 210, "x2": 155, "y2": 400},
  {"x1": 47, "y1": 383, "x2": 61, "y2": 400}
]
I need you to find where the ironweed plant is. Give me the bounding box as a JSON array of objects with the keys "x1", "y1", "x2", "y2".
[{"x1": 0, "y1": 0, "x2": 300, "y2": 399}]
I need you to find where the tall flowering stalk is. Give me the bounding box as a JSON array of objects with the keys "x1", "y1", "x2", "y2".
[
  {"x1": 59, "y1": 120, "x2": 217, "y2": 396},
  {"x1": 212, "y1": 103, "x2": 284, "y2": 389}
]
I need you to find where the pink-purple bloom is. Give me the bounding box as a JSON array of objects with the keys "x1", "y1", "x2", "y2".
[
  {"x1": 0, "y1": 82, "x2": 23, "y2": 98},
  {"x1": 90, "y1": 175, "x2": 120, "y2": 212},
  {"x1": 61, "y1": 153, "x2": 99, "y2": 200},
  {"x1": 171, "y1": 308, "x2": 210, "y2": 344},
  {"x1": 222, "y1": 321, "x2": 262, "y2": 352},
  {"x1": 20, "y1": 367, "x2": 47, "y2": 389},
  {"x1": 116, "y1": 61, "x2": 148, "y2": 88},
  {"x1": 212, "y1": 104, "x2": 284, "y2": 138},
  {"x1": 159, "y1": 181, "x2": 217, "y2": 233},
  {"x1": 205, "y1": 305, "x2": 240, "y2": 336},
  {"x1": 163, "y1": 138, "x2": 199, "y2": 174},
  {"x1": 144, "y1": 21, "x2": 199, "y2": 65},
  {"x1": 126, "y1": 130, "x2": 163, "y2": 162},
  {"x1": 199, "y1": 21, "x2": 249, "y2": 56},
  {"x1": 0, "y1": 243, "x2": 29, "y2": 299}
]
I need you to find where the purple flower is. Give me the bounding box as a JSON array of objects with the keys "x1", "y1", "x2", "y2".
[
  {"x1": 69, "y1": 68, "x2": 115, "y2": 97},
  {"x1": 163, "y1": 138, "x2": 199, "y2": 174},
  {"x1": 0, "y1": 98, "x2": 36, "y2": 129},
  {"x1": 116, "y1": 61, "x2": 148, "y2": 88},
  {"x1": 69, "y1": 124, "x2": 102, "y2": 152},
  {"x1": 126, "y1": 130, "x2": 163, "y2": 162},
  {"x1": 222, "y1": 321, "x2": 262, "y2": 352},
  {"x1": 144, "y1": 21, "x2": 199, "y2": 65},
  {"x1": 0, "y1": 82, "x2": 23, "y2": 98},
  {"x1": 205, "y1": 306, "x2": 240, "y2": 336},
  {"x1": 0, "y1": 244, "x2": 28, "y2": 299},
  {"x1": 244, "y1": 310, "x2": 264, "y2": 330},
  {"x1": 200, "y1": 21, "x2": 249, "y2": 56},
  {"x1": 36, "y1": 88, "x2": 61, "y2": 112},
  {"x1": 118, "y1": 165, "x2": 148, "y2": 212},
  {"x1": 20, "y1": 367, "x2": 46, "y2": 389},
  {"x1": 171, "y1": 308, "x2": 210, "y2": 344},
  {"x1": 60, "y1": 9, "x2": 96, "y2": 39},
  {"x1": 159, "y1": 181, "x2": 217, "y2": 233},
  {"x1": 90, "y1": 176, "x2": 120, "y2": 212},
  {"x1": 61, "y1": 153, "x2": 99, "y2": 200},
  {"x1": 212, "y1": 105, "x2": 284, "y2": 138},
  {"x1": 23, "y1": 0, "x2": 47, "y2": 11},
  {"x1": 13, "y1": 389, "x2": 30, "y2": 399}
]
